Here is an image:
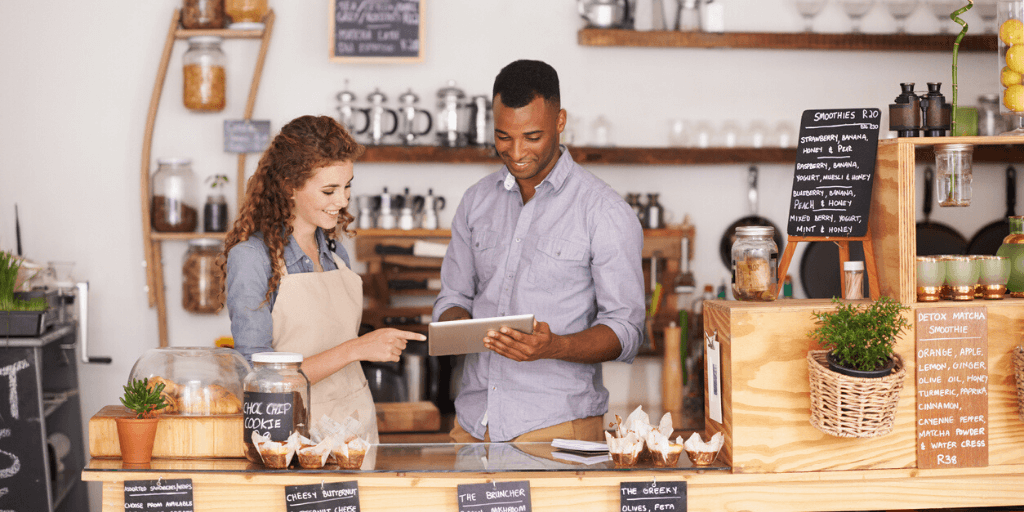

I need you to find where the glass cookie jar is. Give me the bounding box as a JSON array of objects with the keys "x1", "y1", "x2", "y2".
[
  {"x1": 731, "y1": 225, "x2": 778, "y2": 301},
  {"x1": 243, "y1": 352, "x2": 310, "y2": 463}
]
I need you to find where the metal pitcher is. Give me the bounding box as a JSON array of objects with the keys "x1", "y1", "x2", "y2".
[{"x1": 578, "y1": 0, "x2": 628, "y2": 28}]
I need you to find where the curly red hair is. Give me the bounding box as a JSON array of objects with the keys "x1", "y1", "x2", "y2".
[{"x1": 222, "y1": 115, "x2": 365, "y2": 303}]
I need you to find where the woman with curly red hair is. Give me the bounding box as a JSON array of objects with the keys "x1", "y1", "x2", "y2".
[{"x1": 224, "y1": 115, "x2": 424, "y2": 445}]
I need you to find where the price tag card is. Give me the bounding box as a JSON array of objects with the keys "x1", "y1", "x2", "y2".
[
  {"x1": 124, "y1": 479, "x2": 194, "y2": 512},
  {"x1": 705, "y1": 330, "x2": 723, "y2": 424},
  {"x1": 285, "y1": 481, "x2": 360, "y2": 512},
  {"x1": 916, "y1": 306, "x2": 988, "y2": 469},
  {"x1": 224, "y1": 120, "x2": 271, "y2": 153},
  {"x1": 457, "y1": 481, "x2": 531, "y2": 512},
  {"x1": 620, "y1": 480, "x2": 686, "y2": 512}
]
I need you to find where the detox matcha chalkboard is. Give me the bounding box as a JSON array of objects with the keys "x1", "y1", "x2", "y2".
[
  {"x1": 330, "y1": 0, "x2": 424, "y2": 62},
  {"x1": 787, "y1": 108, "x2": 881, "y2": 238}
]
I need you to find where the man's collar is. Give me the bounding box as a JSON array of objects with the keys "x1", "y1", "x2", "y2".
[{"x1": 499, "y1": 145, "x2": 573, "y2": 193}]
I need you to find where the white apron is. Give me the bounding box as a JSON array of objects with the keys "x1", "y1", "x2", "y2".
[{"x1": 270, "y1": 253, "x2": 379, "y2": 446}]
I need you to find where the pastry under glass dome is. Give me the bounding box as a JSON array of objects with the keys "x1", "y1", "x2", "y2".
[{"x1": 128, "y1": 347, "x2": 251, "y2": 416}]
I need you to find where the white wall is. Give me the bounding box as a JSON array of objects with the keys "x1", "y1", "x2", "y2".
[{"x1": 0, "y1": 0, "x2": 1008, "y2": 505}]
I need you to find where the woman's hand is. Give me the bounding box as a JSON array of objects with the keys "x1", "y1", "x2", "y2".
[{"x1": 352, "y1": 328, "x2": 425, "y2": 362}]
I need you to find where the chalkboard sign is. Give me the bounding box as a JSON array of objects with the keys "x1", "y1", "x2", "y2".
[
  {"x1": 620, "y1": 480, "x2": 686, "y2": 512},
  {"x1": 124, "y1": 478, "x2": 195, "y2": 512},
  {"x1": 243, "y1": 391, "x2": 295, "y2": 441},
  {"x1": 330, "y1": 0, "x2": 424, "y2": 62},
  {"x1": 457, "y1": 481, "x2": 531, "y2": 512},
  {"x1": 224, "y1": 120, "x2": 271, "y2": 153},
  {"x1": 787, "y1": 108, "x2": 881, "y2": 238},
  {"x1": 916, "y1": 306, "x2": 989, "y2": 469},
  {"x1": 285, "y1": 481, "x2": 359, "y2": 512},
  {"x1": 0, "y1": 347, "x2": 47, "y2": 512}
]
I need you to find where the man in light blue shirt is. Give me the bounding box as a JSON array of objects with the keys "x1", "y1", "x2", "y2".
[{"x1": 433, "y1": 60, "x2": 645, "y2": 443}]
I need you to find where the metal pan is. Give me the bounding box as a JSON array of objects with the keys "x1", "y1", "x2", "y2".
[
  {"x1": 718, "y1": 166, "x2": 785, "y2": 269},
  {"x1": 917, "y1": 166, "x2": 968, "y2": 256},
  {"x1": 967, "y1": 166, "x2": 1016, "y2": 255}
]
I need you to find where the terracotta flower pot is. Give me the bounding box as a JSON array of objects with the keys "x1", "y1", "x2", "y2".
[{"x1": 115, "y1": 417, "x2": 160, "y2": 464}]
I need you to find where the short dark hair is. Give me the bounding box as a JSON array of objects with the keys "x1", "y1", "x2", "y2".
[{"x1": 492, "y1": 59, "x2": 560, "y2": 109}]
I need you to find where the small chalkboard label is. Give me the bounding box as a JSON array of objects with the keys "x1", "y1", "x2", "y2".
[
  {"x1": 457, "y1": 481, "x2": 531, "y2": 512},
  {"x1": 285, "y1": 481, "x2": 359, "y2": 512},
  {"x1": 243, "y1": 391, "x2": 295, "y2": 441},
  {"x1": 787, "y1": 108, "x2": 881, "y2": 238},
  {"x1": 124, "y1": 478, "x2": 194, "y2": 512},
  {"x1": 224, "y1": 120, "x2": 271, "y2": 153},
  {"x1": 916, "y1": 306, "x2": 989, "y2": 469},
  {"x1": 620, "y1": 480, "x2": 686, "y2": 512},
  {"x1": 330, "y1": 0, "x2": 424, "y2": 62}
]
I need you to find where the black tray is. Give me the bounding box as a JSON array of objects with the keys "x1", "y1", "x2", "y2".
[{"x1": 0, "y1": 310, "x2": 48, "y2": 337}]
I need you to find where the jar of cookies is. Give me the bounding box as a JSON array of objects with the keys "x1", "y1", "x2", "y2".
[
  {"x1": 731, "y1": 225, "x2": 778, "y2": 301},
  {"x1": 243, "y1": 353, "x2": 310, "y2": 463},
  {"x1": 183, "y1": 36, "x2": 226, "y2": 112},
  {"x1": 182, "y1": 239, "x2": 225, "y2": 314},
  {"x1": 152, "y1": 158, "x2": 199, "y2": 232},
  {"x1": 181, "y1": 0, "x2": 225, "y2": 29}
]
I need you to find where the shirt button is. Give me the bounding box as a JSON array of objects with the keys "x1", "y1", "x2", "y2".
[{"x1": 515, "y1": 238, "x2": 520, "y2": 242}]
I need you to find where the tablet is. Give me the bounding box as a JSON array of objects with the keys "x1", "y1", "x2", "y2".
[{"x1": 428, "y1": 314, "x2": 534, "y2": 356}]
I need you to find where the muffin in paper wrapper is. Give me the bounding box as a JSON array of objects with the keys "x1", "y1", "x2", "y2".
[
  {"x1": 605, "y1": 431, "x2": 644, "y2": 467},
  {"x1": 645, "y1": 431, "x2": 684, "y2": 467},
  {"x1": 609, "y1": 406, "x2": 678, "y2": 464},
  {"x1": 683, "y1": 432, "x2": 723, "y2": 466},
  {"x1": 296, "y1": 435, "x2": 333, "y2": 469},
  {"x1": 252, "y1": 431, "x2": 300, "y2": 469},
  {"x1": 330, "y1": 435, "x2": 369, "y2": 469}
]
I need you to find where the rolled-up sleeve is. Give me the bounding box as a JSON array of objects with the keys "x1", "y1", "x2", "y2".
[
  {"x1": 433, "y1": 195, "x2": 477, "y2": 321},
  {"x1": 589, "y1": 196, "x2": 645, "y2": 364},
  {"x1": 226, "y1": 241, "x2": 274, "y2": 363}
]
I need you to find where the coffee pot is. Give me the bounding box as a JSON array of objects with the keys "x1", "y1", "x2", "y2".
[
  {"x1": 355, "y1": 194, "x2": 378, "y2": 229},
  {"x1": 578, "y1": 0, "x2": 629, "y2": 28},
  {"x1": 362, "y1": 88, "x2": 399, "y2": 145},
  {"x1": 398, "y1": 188, "x2": 424, "y2": 231},
  {"x1": 436, "y1": 80, "x2": 470, "y2": 147},
  {"x1": 421, "y1": 188, "x2": 446, "y2": 230},
  {"x1": 377, "y1": 187, "x2": 402, "y2": 230},
  {"x1": 397, "y1": 89, "x2": 433, "y2": 146},
  {"x1": 468, "y1": 95, "x2": 492, "y2": 146},
  {"x1": 335, "y1": 80, "x2": 369, "y2": 136}
]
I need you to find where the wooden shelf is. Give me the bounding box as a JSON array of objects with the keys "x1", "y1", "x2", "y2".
[
  {"x1": 578, "y1": 28, "x2": 997, "y2": 52},
  {"x1": 150, "y1": 232, "x2": 227, "y2": 241},
  {"x1": 360, "y1": 145, "x2": 799, "y2": 165},
  {"x1": 174, "y1": 27, "x2": 266, "y2": 39}
]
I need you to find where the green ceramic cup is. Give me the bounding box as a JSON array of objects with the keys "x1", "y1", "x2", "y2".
[
  {"x1": 916, "y1": 256, "x2": 945, "y2": 301},
  {"x1": 977, "y1": 255, "x2": 1011, "y2": 286}
]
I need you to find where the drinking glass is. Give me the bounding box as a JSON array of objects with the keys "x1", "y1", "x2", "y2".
[
  {"x1": 927, "y1": 0, "x2": 962, "y2": 33},
  {"x1": 795, "y1": 0, "x2": 829, "y2": 32},
  {"x1": 882, "y1": 0, "x2": 919, "y2": 33},
  {"x1": 841, "y1": 0, "x2": 876, "y2": 32}
]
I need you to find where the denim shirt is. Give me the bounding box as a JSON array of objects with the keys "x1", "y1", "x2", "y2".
[
  {"x1": 433, "y1": 147, "x2": 645, "y2": 441},
  {"x1": 225, "y1": 228, "x2": 352, "y2": 363}
]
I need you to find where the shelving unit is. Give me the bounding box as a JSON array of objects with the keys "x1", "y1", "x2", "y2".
[
  {"x1": 139, "y1": 10, "x2": 274, "y2": 347},
  {"x1": 577, "y1": 28, "x2": 996, "y2": 52}
]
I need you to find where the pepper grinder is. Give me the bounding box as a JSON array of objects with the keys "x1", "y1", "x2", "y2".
[
  {"x1": 920, "y1": 82, "x2": 952, "y2": 137},
  {"x1": 889, "y1": 83, "x2": 922, "y2": 137}
]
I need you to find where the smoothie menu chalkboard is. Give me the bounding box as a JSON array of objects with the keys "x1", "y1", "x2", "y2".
[
  {"x1": 330, "y1": 0, "x2": 423, "y2": 61},
  {"x1": 787, "y1": 109, "x2": 881, "y2": 238}
]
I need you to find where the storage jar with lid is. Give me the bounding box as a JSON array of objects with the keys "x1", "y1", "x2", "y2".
[
  {"x1": 731, "y1": 225, "x2": 778, "y2": 301},
  {"x1": 998, "y1": 0, "x2": 1024, "y2": 134},
  {"x1": 152, "y1": 158, "x2": 200, "y2": 232},
  {"x1": 183, "y1": 239, "x2": 225, "y2": 314},
  {"x1": 183, "y1": 36, "x2": 226, "y2": 112},
  {"x1": 243, "y1": 352, "x2": 310, "y2": 463},
  {"x1": 128, "y1": 347, "x2": 251, "y2": 416},
  {"x1": 181, "y1": 0, "x2": 225, "y2": 29},
  {"x1": 226, "y1": 0, "x2": 268, "y2": 28}
]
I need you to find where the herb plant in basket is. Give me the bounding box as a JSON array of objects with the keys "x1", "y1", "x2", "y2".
[
  {"x1": 115, "y1": 378, "x2": 169, "y2": 464},
  {"x1": 809, "y1": 296, "x2": 911, "y2": 378}
]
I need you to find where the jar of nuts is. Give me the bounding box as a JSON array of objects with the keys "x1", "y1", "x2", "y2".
[
  {"x1": 183, "y1": 36, "x2": 226, "y2": 112},
  {"x1": 181, "y1": 0, "x2": 225, "y2": 29},
  {"x1": 731, "y1": 225, "x2": 778, "y2": 301},
  {"x1": 152, "y1": 158, "x2": 200, "y2": 232},
  {"x1": 226, "y1": 0, "x2": 268, "y2": 28},
  {"x1": 183, "y1": 239, "x2": 225, "y2": 314}
]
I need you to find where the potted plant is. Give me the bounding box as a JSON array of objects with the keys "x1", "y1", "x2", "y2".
[
  {"x1": 115, "y1": 378, "x2": 168, "y2": 464},
  {"x1": 806, "y1": 296, "x2": 912, "y2": 438},
  {"x1": 0, "y1": 251, "x2": 47, "y2": 336},
  {"x1": 809, "y1": 296, "x2": 911, "y2": 378}
]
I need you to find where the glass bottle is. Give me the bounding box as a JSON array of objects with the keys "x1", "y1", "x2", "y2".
[
  {"x1": 183, "y1": 36, "x2": 226, "y2": 112},
  {"x1": 182, "y1": 239, "x2": 225, "y2": 314},
  {"x1": 996, "y1": 215, "x2": 1024, "y2": 297},
  {"x1": 181, "y1": 0, "x2": 225, "y2": 29},
  {"x1": 242, "y1": 352, "x2": 310, "y2": 463},
  {"x1": 204, "y1": 193, "x2": 228, "y2": 232},
  {"x1": 998, "y1": 0, "x2": 1024, "y2": 134},
  {"x1": 151, "y1": 158, "x2": 199, "y2": 232},
  {"x1": 731, "y1": 225, "x2": 778, "y2": 301},
  {"x1": 225, "y1": 0, "x2": 268, "y2": 27}
]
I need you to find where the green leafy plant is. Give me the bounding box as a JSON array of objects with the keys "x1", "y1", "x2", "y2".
[
  {"x1": 808, "y1": 296, "x2": 911, "y2": 373},
  {"x1": 119, "y1": 378, "x2": 168, "y2": 419},
  {"x1": 206, "y1": 174, "x2": 230, "y2": 190},
  {"x1": 0, "y1": 251, "x2": 46, "y2": 311}
]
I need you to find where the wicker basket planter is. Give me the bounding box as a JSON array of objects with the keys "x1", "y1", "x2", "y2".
[
  {"x1": 807, "y1": 350, "x2": 906, "y2": 438},
  {"x1": 1014, "y1": 346, "x2": 1024, "y2": 423}
]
